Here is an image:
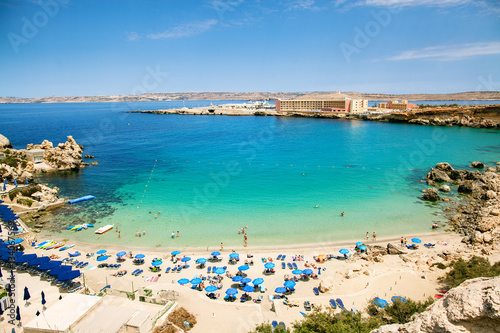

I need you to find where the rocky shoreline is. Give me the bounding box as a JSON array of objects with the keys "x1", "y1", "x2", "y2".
[
  {"x1": 422, "y1": 162, "x2": 500, "y2": 250},
  {"x1": 0, "y1": 135, "x2": 94, "y2": 212},
  {"x1": 127, "y1": 104, "x2": 500, "y2": 129}
]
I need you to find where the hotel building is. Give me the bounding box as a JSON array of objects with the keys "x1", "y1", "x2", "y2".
[{"x1": 275, "y1": 99, "x2": 368, "y2": 113}]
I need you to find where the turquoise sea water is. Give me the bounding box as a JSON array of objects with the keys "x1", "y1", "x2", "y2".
[{"x1": 1, "y1": 101, "x2": 499, "y2": 248}]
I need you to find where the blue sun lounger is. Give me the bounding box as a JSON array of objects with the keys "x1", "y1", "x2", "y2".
[
  {"x1": 313, "y1": 287, "x2": 319, "y2": 296},
  {"x1": 165, "y1": 267, "x2": 171, "y2": 273},
  {"x1": 277, "y1": 254, "x2": 282, "y2": 260},
  {"x1": 207, "y1": 266, "x2": 211, "y2": 273},
  {"x1": 278, "y1": 322, "x2": 287, "y2": 331},
  {"x1": 292, "y1": 263, "x2": 298, "y2": 269},
  {"x1": 272, "y1": 321, "x2": 278, "y2": 331},
  {"x1": 287, "y1": 263, "x2": 293, "y2": 269},
  {"x1": 336, "y1": 298, "x2": 345, "y2": 310},
  {"x1": 281, "y1": 255, "x2": 286, "y2": 261},
  {"x1": 329, "y1": 299, "x2": 337, "y2": 309},
  {"x1": 282, "y1": 262, "x2": 286, "y2": 269}
]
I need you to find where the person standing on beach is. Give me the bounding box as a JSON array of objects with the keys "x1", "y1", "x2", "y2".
[
  {"x1": 220, "y1": 242, "x2": 224, "y2": 251},
  {"x1": 366, "y1": 232, "x2": 369, "y2": 241},
  {"x1": 373, "y1": 232, "x2": 376, "y2": 241},
  {"x1": 177, "y1": 231, "x2": 179, "y2": 237},
  {"x1": 171, "y1": 232, "x2": 175, "y2": 238},
  {"x1": 244, "y1": 234, "x2": 248, "y2": 247},
  {"x1": 400, "y1": 236, "x2": 404, "y2": 247}
]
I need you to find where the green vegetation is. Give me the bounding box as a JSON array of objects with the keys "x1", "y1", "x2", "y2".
[
  {"x1": 17, "y1": 198, "x2": 34, "y2": 207},
  {"x1": 445, "y1": 256, "x2": 500, "y2": 288},
  {"x1": 431, "y1": 262, "x2": 447, "y2": 270},
  {"x1": 8, "y1": 185, "x2": 41, "y2": 201},
  {"x1": 250, "y1": 297, "x2": 434, "y2": 333}
]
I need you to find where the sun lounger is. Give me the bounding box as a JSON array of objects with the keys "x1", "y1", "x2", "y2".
[
  {"x1": 313, "y1": 287, "x2": 319, "y2": 296},
  {"x1": 253, "y1": 295, "x2": 263, "y2": 303},
  {"x1": 165, "y1": 267, "x2": 171, "y2": 273},
  {"x1": 272, "y1": 321, "x2": 278, "y2": 331},
  {"x1": 424, "y1": 243, "x2": 435, "y2": 248},
  {"x1": 281, "y1": 255, "x2": 286, "y2": 261},
  {"x1": 329, "y1": 299, "x2": 337, "y2": 309},
  {"x1": 260, "y1": 284, "x2": 265, "y2": 293},
  {"x1": 287, "y1": 263, "x2": 293, "y2": 269},
  {"x1": 292, "y1": 263, "x2": 298, "y2": 269},
  {"x1": 406, "y1": 244, "x2": 418, "y2": 250},
  {"x1": 304, "y1": 301, "x2": 312, "y2": 311},
  {"x1": 207, "y1": 266, "x2": 211, "y2": 273},
  {"x1": 336, "y1": 298, "x2": 345, "y2": 309},
  {"x1": 281, "y1": 262, "x2": 286, "y2": 269},
  {"x1": 278, "y1": 322, "x2": 287, "y2": 331},
  {"x1": 277, "y1": 254, "x2": 282, "y2": 260}
]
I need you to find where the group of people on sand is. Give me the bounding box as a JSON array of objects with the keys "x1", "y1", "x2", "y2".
[{"x1": 366, "y1": 231, "x2": 377, "y2": 241}]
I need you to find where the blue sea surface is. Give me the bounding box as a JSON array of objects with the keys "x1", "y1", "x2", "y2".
[{"x1": 1, "y1": 101, "x2": 499, "y2": 248}]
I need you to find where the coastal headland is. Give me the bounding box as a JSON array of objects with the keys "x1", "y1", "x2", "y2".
[{"x1": 127, "y1": 104, "x2": 500, "y2": 129}]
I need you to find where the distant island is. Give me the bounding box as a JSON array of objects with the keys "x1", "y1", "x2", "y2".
[{"x1": 1, "y1": 91, "x2": 500, "y2": 104}]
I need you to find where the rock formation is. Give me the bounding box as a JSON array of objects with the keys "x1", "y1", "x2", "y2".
[
  {"x1": 370, "y1": 276, "x2": 500, "y2": 333},
  {"x1": 28, "y1": 136, "x2": 85, "y2": 170},
  {"x1": 424, "y1": 162, "x2": 500, "y2": 247},
  {"x1": 0, "y1": 133, "x2": 12, "y2": 148},
  {"x1": 422, "y1": 188, "x2": 441, "y2": 201}
]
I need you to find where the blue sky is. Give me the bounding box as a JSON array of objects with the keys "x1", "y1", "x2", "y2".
[{"x1": 1, "y1": 0, "x2": 499, "y2": 97}]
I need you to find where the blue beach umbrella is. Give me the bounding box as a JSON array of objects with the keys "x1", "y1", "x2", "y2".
[
  {"x1": 339, "y1": 249, "x2": 349, "y2": 254},
  {"x1": 284, "y1": 280, "x2": 296, "y2": 289},
  {"x1": 190, "y1": 278, "x2": 202, "y2": 285},
  {"x1": 7, "y1": 238, "x2": 24, "y2": 245},
  {"x1": 39, "y1": 260, "x2": 62, "y2": 271},
  {"x1": 50, "y1": 265, "x2": 71, "y2": 276},
  {"x1": 211, "y1": 251, "x2": 220, "y2": 256},
  {"x1": 411, "y1": 238, "x2": 422, "y2": 244},
  {"x1": 252, "y1": 278, "x2": 264, "y2": 285},
  {"x1": 355, "y1": 242, "x2": 363, "y2": 246},
  {"x1": 116, "y1": 251, "x2": 127, "y2": 257},
  {"x1": 205, "y1": 285, "x2": 217, "y2": 292},
  {"x1": 226, "y1": 288, "x2": 238, "y2": 296},
  {"x1": 302, "y1": 268, "x2": 313, "y2": 275},
  {"x1": 240, "y1": 277, "x2": 251, "y2": 284},
  {"x1": 196, "y1": 258, "x2": 207, "y2": 264},
  {"x1": 264, "y1": 262, "x2": 275, "y2": 269},
  {"x1": 181, "y1": 257, "x2": 191, "y2": 262},
  {"x1": 242, "y1": 285, "x2": 255, "y2": 292},
  {"x1": 214, "y1": 267, "x2": 225, "y2": 275},
  {"x1": 96, "y1": 250, "x2": 107, "y2": 255},
  {"x1": 97, "y1": 256, "x2": 108, "y2": 262},
  {"x1": 135, "y1": 254, "x2": 145, "y2": 259},
  {"x1": 229, "y1": 253, "x2": 239, "y2": 258},
  {"x1": 373, "y1": 297, "x2": 388, "y2": 308},
  {"x1": 292, "y1": 269, "x2": 303, "y2": 275},
  {"x1": 178, "y1": 278, "x2": 190, "y2": 285},
  {"x1": 359, "y1": 245, "x2": 367, "y2": 251},
  {"x1": 391, "y1": 296, "x2": 407, "y2": 303},
  {"x1": 238, "y1": 265, "x2": 249, "y2": 271},
  {"x1": 232, "y1": 276, "x2": 243, "y2": 282},
  {"x1": 171, "y1": 251, "x2": 181, "y2": 256},
  {"x1": 28, "y1": 256, "x2": 50, "y2": 266},
  {"x1": 58, "y1": 270, "x2": 81, "y2": 281},
  {"x1": 275, "y1": 287, "x2": 287, "y2": 294},
  {"x1": 16, "y1": 253, "x2": 36, "y2": 263},
  {"x1": 151, "y1": 260, "x2": 162, "y2": 266}
]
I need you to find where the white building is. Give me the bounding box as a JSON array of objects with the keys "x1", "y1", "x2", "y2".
[
  {"x1": 349, "y1": 99, "x2": 369, "y2": 113},
  {"x1": 26, "y1": 149, "x2": 45, "y2": 164}
]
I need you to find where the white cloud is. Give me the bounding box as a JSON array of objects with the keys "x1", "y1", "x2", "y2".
[
  {"x1": 387, "y1": 41, "x2": 500, "y2": 61},
  {"x1": 287, "y1": 0, "x2": 323, "y2": 11},
  {"x1": 137, "y1": 19, "x2": 219, "y2": 40}
]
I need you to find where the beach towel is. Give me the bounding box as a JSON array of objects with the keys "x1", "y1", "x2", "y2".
[
  {"x1": 86, "y1": 265, "x2": 96, "y2": 270},
  {"x1": 153, "y1": 276, "x2": 159, "y2": 282},
  {"x1": 144, "y1": 276, "x2": 154, "y2": 282}
]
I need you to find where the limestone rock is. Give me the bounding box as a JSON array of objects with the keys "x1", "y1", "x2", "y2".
[
  {"x1": 387, "y1": 243, "x2": 406, "y2": 255},
  {"x1": 470, "y1": 161, "x2": 484, "y2": 169},
  {"x1": 485, "y1": 190, "x2": 497, "y2": 200},
  {"x1": 318, "y1": 276, "x2": 335, "y2": 293},
  {"x1": 0, "y1": 133, "x2": 12, "y2": 148},
  {"x1": 477, "y1": 216, "x2": 500, "y2": 232},
  {"x1": 370, "y1": 277, "x2": 500, "y2": 333},
  {"x1": 435, "y1": 163, "x2": 454, "y2": 172},
  {"x1": 439, "y1": 185, "x2": 451, "y2": 192},
  {"x1": 422, "y1": 188, "x2": 441, "y2": 201},
  {"x1": 427, "y1": 168, "x2": 451, "y2": 182},
  {"x1": 458, "y1": 181, "x2": 474, "y2": 194},
  {"x1": 90, "y1": 161, "x2": 98, "y2": 165}
]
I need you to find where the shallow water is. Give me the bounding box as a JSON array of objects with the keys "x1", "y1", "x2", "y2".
[{"x1": 1, "y1": 101, "x2": 499, "y2": 248}]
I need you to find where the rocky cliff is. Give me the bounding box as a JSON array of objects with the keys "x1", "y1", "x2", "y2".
[
  {"x1": 27, "y1": 136, "x2": 86, "y2": 170},
  {"x1": 424, "y1": 162, "x2": 500, "y2": 248},
  {"x1": 371, "y1": 276, "x2": 500, "y2": 333},
  {"x1": 0, "y1": 134, "x2": 12, "y2": 148}
]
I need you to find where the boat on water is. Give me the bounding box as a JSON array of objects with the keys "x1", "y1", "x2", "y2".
[
  {"x1": 95, "y1": 224, "x2": 113, "y2": 234},
  {"x1": 59, "y1": 244, "x2": 75, "y2": 251}
]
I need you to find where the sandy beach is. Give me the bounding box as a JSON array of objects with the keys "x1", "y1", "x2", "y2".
[{"x1": 2, "y1": 224, "x2": 497, "y2": 333}]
